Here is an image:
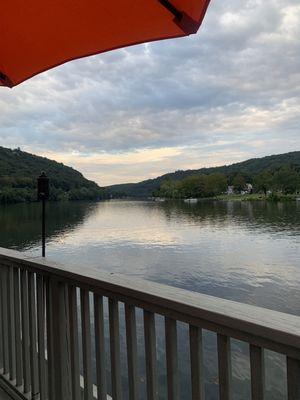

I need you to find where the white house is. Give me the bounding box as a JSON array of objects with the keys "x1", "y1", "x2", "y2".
[{"x1": 227, "y1": 186, "x2": 234, "y2": 195}]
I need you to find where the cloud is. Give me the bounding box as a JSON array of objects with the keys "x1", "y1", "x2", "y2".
[{"x1": 0, "y1": 0, "x2": 299, "y2": 185}]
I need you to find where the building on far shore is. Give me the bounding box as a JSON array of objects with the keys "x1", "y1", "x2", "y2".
[
  {"x1": 245, "y1": 183, "x2": 253, "y2": 194},
  {"x1": 227, "y1": 183, "x2": 253, "y2": 195},
  {"x1": 227, "y1": 186, "x2": 234, "y2": 195}
]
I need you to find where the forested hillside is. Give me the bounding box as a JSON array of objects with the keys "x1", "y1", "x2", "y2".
[
  {"x1": 107, "y1": 152, "x2": 300, "y2": 198},
  {"x1": 0, "y1": 146, "x2": 105, "y2": 204}
]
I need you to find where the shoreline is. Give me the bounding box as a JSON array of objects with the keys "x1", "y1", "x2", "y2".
[
  {"x1": 151, "y1": 193, "x2": 299, "y2": 202},
  {"x1": 215, "y1": 193, "x2": 298, "y2": 202}
]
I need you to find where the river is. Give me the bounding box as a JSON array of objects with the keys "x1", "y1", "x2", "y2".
[{"x1": 0, "y1": 199, "x2": 299, "y2": 399}]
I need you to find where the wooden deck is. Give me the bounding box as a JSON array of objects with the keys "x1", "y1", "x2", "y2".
[{"x1": 0, "y1": 246, "x2": 300, "y2": 400}]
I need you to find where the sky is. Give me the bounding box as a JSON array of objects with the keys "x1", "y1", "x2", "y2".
[{"x1": 0, "y1": 0, "x2": 300, "y2": 186}]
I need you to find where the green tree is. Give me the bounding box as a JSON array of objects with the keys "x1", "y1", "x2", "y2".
[
  {"x1": 253, "y1": 171, "x2": 273, "y2": 195},
  {"x1": 273, "y1": 166, "x2": 300, "y2": 194},
  {"x1": 205, "y1": 173, "x2": 227, "y2": 196},
  {"x1": 232, "y1": 174, "x2": 246, "y2": 192},
  {"x1": 159, "y1": 179, "x2": 180, "y2": 199},
  {"x1": 180, "y1": 175, "x2": 206, "y2": 198}
]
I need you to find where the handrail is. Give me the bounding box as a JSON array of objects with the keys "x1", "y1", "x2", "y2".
[
  {"x1": 0, "y1": 247, "x2": 299, "y2": 358},
  {"x1": 0, "y1": 247, "x2": 300, "y2": 400}
]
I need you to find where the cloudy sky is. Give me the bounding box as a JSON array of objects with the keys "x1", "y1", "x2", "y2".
[{"x1": 0, "y1": 0, "x2": 300, "y2": 186}]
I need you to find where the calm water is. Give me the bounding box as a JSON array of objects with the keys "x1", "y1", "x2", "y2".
[{"x1": 0, "y1": 200, "x2": 299, "y2": 399}]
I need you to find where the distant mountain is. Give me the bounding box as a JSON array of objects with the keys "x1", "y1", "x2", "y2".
[
  {"x1": 0, "y1": 146, "x2": 105, "y2": 204},
  {"x1": 107, "y1": 151, "x2": 300, "y2": 198}
]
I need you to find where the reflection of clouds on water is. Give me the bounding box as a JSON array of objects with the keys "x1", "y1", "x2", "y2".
[
  {"x1": 1, "y1": 199, "x2": 297, "y2": 400},
  {"x1": 26, "y1": 199, "x2": 299, "y2": 316},
  {"x1": 47, "y1": 199, "x2": 300, "y2": 250},
  {"x1": 54, "y1": 200, "x2": 298, "y2": 399}
]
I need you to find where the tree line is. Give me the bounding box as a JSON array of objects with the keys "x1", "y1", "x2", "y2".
[
  {"x1": 0, "y1": 185, "x2": 105, "y2": 204},
  {"x1": 108, "y1": 151, "x2": 300, "y2": 199},
  {"x1": 153, "y1": 164, "x2": 300, "y2": 199},
  {"x1": 0, "y1": 146, "x2": 106, "y2": 204}
]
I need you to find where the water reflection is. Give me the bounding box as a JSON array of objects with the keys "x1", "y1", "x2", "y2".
[
  {"x1": 0, "y1": 199, "x2": 299, "y2": 400},
  {"x1": 0, "y1": 201, "x2": 98, "y2": 250},
  {"x1": 161, "y1": 200, "x2": 300, "y2": 236},
  {"x1": 1, "y1": 200, "x2": 299, "y2": 314}
]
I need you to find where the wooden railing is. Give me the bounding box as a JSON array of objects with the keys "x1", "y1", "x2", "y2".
[{"x1": 0, "y1": 247, "x2": 299, "y2": 400}]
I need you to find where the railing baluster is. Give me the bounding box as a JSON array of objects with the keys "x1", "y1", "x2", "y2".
[
  {"x1": 217, "y1": 334, "x2": 232, "y2": 400},
  {"x1": 94, "y1": 294, "x2": 107, "y2": 400},
  {"x1": 7, "y1": 266, "x2": 16, "y2": 382},
  {"x1": 69, "y1": 286, "x2": 81, "y2": 400},
  {"x1": 28, "y1": 271, "x2": 39, "y2": 397},
  {"x1": 46, "y1": 277, "x2": 55, "y2": 399},
  {"x1": 0, "y1": 267, "x2": 3, "y2": 372},
  {"x1": 1, "y1": 266, "x2": 9, "y2": 376},
  {"x1": 125, "y1": 304, "x2": 138, "y2": 400},
  {"x1": 144, "y1": 310, "x2": 158, "y2": 400},
  {"x1": 37, "y1": 275, "x2": 46, "y2": 400},
  {"x1": 81, "y1": 288, "x2": 93, "y2": 400},
  {"x1": 250, "y1": 345, "x2": 265, "y2": 400},
  {"x1": 13, "y1": 268, "x2": 23, "y2": 388},
  {"x1": 165, "y1": 318, "x2": 179, "y2": 400},
  {"x1": 189, "y1": 325, "x2": 204, "y2": 400},
  {"x1": 287, "y1": 357, "x2": 300, "y2": 400},
  {"x1": 109, "y1": 298, "x2": 122, "y2": 400},
  {"x1": 60, "y1": 283, "x2": 72, "y2": 400},
  {"x1": 21, "y1": 269, "x2": 31, "y2": 394},
  {"x1": 46, "y1": 279, "x2": 72, "y2": 399}
]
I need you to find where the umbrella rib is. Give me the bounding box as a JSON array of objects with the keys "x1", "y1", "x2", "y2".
[
  {"x1": 0, "y1": 72, "x2": 13, "y2": 88},
  {"x1": 158, "y1": 0, "x2": 183, "y2": 21}
]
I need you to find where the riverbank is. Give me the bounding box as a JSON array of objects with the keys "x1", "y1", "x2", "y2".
[
  {"x1": 152, "y1": 193, "x2": 299, "y2": 202},
  {"x1": 215, "y1": 193, "x2": 299, "y2": 202}
]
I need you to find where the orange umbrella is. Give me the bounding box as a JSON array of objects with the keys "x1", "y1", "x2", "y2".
[{"x1": 0, "y1": 0, "x2": 210, "y2": 88}]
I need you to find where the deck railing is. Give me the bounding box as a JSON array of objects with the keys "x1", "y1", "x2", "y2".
[{"x1": 0, "y1": 247, "x2": 299, "y2": 400}]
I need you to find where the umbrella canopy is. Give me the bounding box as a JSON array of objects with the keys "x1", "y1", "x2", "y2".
[{"x1": 0, "y1": 0, "x2": 210, "y2": 88}]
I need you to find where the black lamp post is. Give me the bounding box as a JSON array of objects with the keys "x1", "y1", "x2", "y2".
[{"x1": 37, "y1": 172, "x2": 49, "y2": 257}]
